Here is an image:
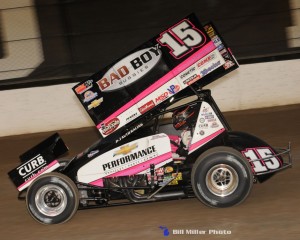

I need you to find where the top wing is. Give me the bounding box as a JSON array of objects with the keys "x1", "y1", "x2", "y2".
[{"x1": 73, "y1": 14, "x2": 238, "y2": 138}]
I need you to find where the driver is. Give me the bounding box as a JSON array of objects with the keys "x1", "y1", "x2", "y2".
[{"x1": 171, "y1": 106, "x2": 196, "y2": 156}]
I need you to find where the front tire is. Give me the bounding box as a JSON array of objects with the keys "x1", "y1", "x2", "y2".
[
  {"x1": 26, "y1": 172, "x2": 79, "y2": 224},
  {"x1": 191, "y1": 146, "x2": 253, "y2": 208}
]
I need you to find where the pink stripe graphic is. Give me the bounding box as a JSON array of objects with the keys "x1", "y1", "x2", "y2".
[
  {"x1": 89, "y1": 178, "x2": 104, "y2": 187},
  {"x1": 189, "y1": 128, "x2": 226, "y2": 152},
  {"x1": 17, "y1": 160, "x2": 59, "y2": 191},
  {"x1": 97, "y1": 41, "x2": 216, "y2": 129},
  {"x1": 89, "y1": 152, "x2": 172, "y2": 187}
]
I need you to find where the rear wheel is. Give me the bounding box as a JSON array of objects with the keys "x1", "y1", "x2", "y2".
[
  {"x1": 26, "y1": 172, "x2": 79, "y2": 224},
  {"x1": 191, "y1": 146, "x2": 253, "y2": 208}
]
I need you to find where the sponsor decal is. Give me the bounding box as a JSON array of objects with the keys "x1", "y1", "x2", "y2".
[
  {"x1": 211, "y1": 122, "x2": 219, "y2": 128},
  {"x1": 156, "y1": 167, "x2": 165, "y2": 176},
  {"x1": 151, "y1": 134, "x2": 167, "y2": 140},
  {"x1": 201, "y1": 111, "x2": 212, "y2": 116},
  {"x1": 12, "y1": 157, "x2": 60, "y2": 191},
  {"x1": 88, "y1": 97, "x2": 103, "y2": 110},
  {"x1": 160, "y1": 172, "x2": 182, "y2": 186},
  {"x1": 97, "y1": 45, "x2": 162, "y2": 92},
  {"x1": 199, "y1": 123, "x2": 208, "y2": 128},
  {"x1": 147, "y1": 167, "x2": 164, "y2": 181},
  {"x1": 17, "y1": 154, "x2": 46, "y2": 179},
  {"x1": 139, "y1": 100, "x2": 155, "y2": 114},
  {"x1": 101, "y1": 118, "x2": 120, "y2": 135},
  {"x1": 185, "y1": 74, "x2": 201, "y2": 86},
  {"x1": 223, "y1": 60, "x2": 235, "y2": 70},
  {"x1": 200, "y1": 61, "x2": 221, "y2": 77},
  {"x1": 83, "y1": 90, "x2": 98, "y2": 103},
  {"x1": 167, "y1": 84, "x2": 180, "y2": 95},
  {"x1": 102, "y1": 145, "x2": 156, "y2": 171},
  {"x1": 113, "y1": 143, "x2": 138, "y2": 156},
  {"x1": 169, "y1": 172, "x2": 182, "y2": 185},
  {"x1": 205, "y1": 25, "x2": 216, "y2": 38},
  {"x1": 126, "y1": 112, "x2": 138, "y2": 122},
  {"x1": 115, "y1": 123, "x2": 143, "y2": 143},
  {"x1": 205, "y1": 115, "x2": 214, "y2": 119},
  {"x1": 88, "y1": 150, "x2": 99, "y2": 158},
  {"x1": 212, "y1": 36, "x2": 222, "y2": 47},
  {"x1": 220, "y1": 48, "x2": 227, "y2": 55},
  {"x1": 164, "y1": 166, "x2": 173, "y2": 173},
  {"x1": 75, "y1": 79, "x2": 93, "y2": 94},
  {"x1": 77, "y1": 134, "x2": 171, "y2": 183},
  {"x1": 17, "y1": 162, "x2": 59, "y2": 191},
  {"x1": 217, "y1": 44, "x2": 225, "y2": 51},
  {"x1": 180, "y1": 64, "x2": 201, "y2": 85},
  {"x1": 202, "y1": 107, "x2": 210, "y2": 112},
  {"x1": 204, "y1": 27, "x2": 236, "y2": 70},
  {"x1": 197, "y1": 53, "x2": 216, "y2": 68},
  {"x1": 180, "y1": 66, "x2": 196, "y2": 79},
  {"x1": 155, "y1": 92, "x2": 169, "y2": 104},
  {"x1": 221, "y1": 51, "x2": 230, "y2": 60},
  {"x1": 207, "y1": 118, "x2": 216, "y2": 122},
  {"x1": 200, "y1": 109, "x2": 217, "y2": 123}
]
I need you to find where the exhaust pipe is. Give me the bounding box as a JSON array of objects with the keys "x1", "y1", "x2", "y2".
[{"x1": 153, "y1": 191, "x2": 185, "y2": 199}]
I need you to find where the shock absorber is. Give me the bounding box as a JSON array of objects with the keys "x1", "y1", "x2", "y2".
[{"x1": 150, "y1": 164, "x2": 155, "y2": 189}]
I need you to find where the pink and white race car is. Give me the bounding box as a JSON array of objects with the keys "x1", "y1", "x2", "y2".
[{"x1": 8, "y1": 14, "x2": 292, "y2": 224}]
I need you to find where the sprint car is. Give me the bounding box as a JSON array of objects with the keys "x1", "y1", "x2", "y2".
[{"x1": 8, "y1": 14, "x2": 292, "y2": 224}]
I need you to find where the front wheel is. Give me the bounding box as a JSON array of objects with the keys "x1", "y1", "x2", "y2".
[
  {"x1": 26, "y1": 172, "x2": 79, "y2": 224},
  {"x1": 191, "y1": 146, "x2": 253, "y2": 208}
]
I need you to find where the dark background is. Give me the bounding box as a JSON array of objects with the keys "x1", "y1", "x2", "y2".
[{"x1": 0, "y1": 0, "x2": 299, "y2": 90}]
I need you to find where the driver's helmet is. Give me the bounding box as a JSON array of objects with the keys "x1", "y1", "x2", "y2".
[{"x1": 172, "y1": 106, "x2": 196, "y2": 130}]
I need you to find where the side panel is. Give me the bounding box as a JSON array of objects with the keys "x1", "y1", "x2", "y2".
[
  {"x1": 189, "y1": 101, "x2": 225, "y2": 153},
  {"x1": 15, "y1": 160, "x2": 60, "y2": 192},
  {"x1": 226, "y1": 131, "x2": 283, "y2": 181},
  {"x1": 77, "y1": 134, "x2": 172, "y2": 186},
  {"x1": 242, "y1": 147, "x2": 282, "y2": 173},
  {"x1": 8, "y1": 133, "x2": 68, "y2": 191}
]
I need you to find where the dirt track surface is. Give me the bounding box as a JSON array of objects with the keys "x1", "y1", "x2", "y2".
[{"x1": 1, "y1": 104, "x2": 299, "y2": 240}]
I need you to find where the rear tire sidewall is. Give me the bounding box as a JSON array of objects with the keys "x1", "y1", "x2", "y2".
[
  {"x1": 191, "y1": 146, "x2": 253, "y2": 208},
  {"x1": 26, "y1": 172, "x2": 79, "y2": 224}
]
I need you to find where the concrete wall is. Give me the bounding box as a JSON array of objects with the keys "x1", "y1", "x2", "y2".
[{"x1": 0, "y1": 59, "x2": 299, "y2": 137}]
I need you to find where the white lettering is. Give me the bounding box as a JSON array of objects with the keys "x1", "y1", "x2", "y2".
[{"x1": 18, "y1": 155, "x2": 46, "y2": 177}]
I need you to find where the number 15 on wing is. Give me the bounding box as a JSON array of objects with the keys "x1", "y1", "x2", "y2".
[
  {"x1": 157, "y1": 19, "x2": 207, "y2": 59},
  {"x1": 242, "y1": 147, "x2": 282, "y2": 173}
]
